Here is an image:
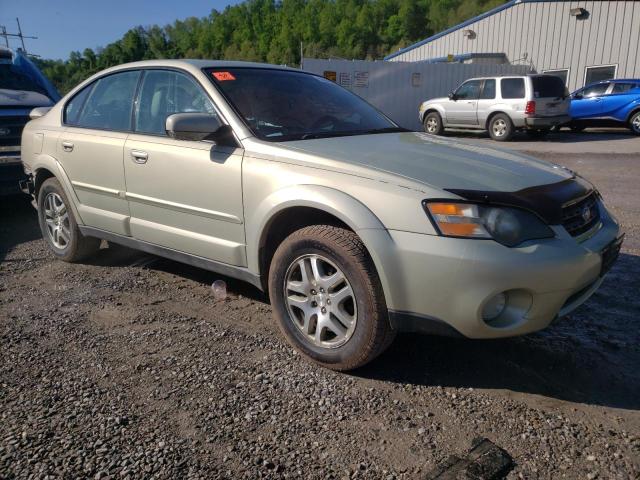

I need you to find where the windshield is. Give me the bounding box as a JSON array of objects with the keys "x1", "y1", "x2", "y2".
[
  {"x1": 531, "y1": 75, "x2": 568, "y2": 99},
  {"x1": 206, "y1": 68, "x2": 402, "y2": 141}
]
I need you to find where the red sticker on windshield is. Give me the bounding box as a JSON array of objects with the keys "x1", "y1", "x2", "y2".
[{"x1": 212, "y1": 71, "x2": 236, "y2": 81}]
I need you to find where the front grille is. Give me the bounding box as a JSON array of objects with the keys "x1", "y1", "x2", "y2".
[
  {"x1": 561, "y1": 192, "x2": 601, "y2": 237},
  {"x1": 0, "y1": 116, "x2": 29, "y2": 148}
]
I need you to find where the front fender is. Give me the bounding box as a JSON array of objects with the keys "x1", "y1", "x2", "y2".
[{"x1": 245, "y1": 184, "x2": 407, "y2": 310}]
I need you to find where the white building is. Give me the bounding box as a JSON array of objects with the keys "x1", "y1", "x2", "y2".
[{"x1": 385, "y1": 0, "x2": 640, "y2": 92}]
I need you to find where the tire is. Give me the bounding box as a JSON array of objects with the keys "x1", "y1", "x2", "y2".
[
  {"x1": 37, "y1": 177, "x2": 100, "y2": 262},
  {"x1": 525, "y1": 128, "x2": 550, "y2": 138},
  {"x1": 628, "y1": 111, "x2": 640, "y2": 135},
  {"x1": 268, "y1": 225, "x2": 395, "y2": 371},
  {"x1": 423, "y1": 111, "x2": 444, "y2": 135},
  {"x1": 488, "y1": 113, "x2": 514, "y2": 141}
]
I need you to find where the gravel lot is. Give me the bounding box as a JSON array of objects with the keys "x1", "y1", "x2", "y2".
[{"x1": 1, "y1": 146, "x2": 639, "y2": 479}]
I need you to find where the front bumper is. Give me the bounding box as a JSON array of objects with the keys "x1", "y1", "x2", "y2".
[
  {"x1": 525, "y1": 115, "x2": 571, "y2": 128},
  {"x1": 383, "y1": 203, "x2": 621, "y2": 338}
]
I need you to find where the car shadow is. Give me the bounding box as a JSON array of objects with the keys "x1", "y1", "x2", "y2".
[
  {"x1": 0, "y1": 194, "x2": 42, "y2": 263},
  {"x1": 447, "y1": 128, "x2": 635, "y2": 143},
  {"x1": 357, "y1": 252, "x2": 640, "y2": 411}
]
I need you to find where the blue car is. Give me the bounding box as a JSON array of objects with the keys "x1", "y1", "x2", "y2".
[{"x1": 568, "y1": 79, "x2": 640, "y2": 135}]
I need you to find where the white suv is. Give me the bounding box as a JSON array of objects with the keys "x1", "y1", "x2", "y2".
[{"x1": 419, "y1": 75, "x2": 571, "y2": 141}]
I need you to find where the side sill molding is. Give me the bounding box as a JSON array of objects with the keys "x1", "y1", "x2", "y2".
[
  {"x1": 79, "y1": 226, "x2": 263, "y2": 290},
  {"x1": 388, "y1": 310, "x2": 464, "y2": 338}
]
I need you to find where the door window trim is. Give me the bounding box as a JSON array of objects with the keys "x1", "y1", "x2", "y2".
[{"x1": 583, "y1": 64, "x2": 618, "y2": 88}]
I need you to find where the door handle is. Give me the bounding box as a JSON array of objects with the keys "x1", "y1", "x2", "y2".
[
  {"x1": 61, "y1": 141, "x2": 74, "y2": 152},
  {"x1": 130, "y1": 150, "x2": 148, "y2": 164}
]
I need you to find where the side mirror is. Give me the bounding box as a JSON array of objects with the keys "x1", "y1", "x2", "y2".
[
  {"x1": 573, "y1": 93, "x2": 583, "y2": 100},
  {"x1": 448, "y1": 92, "x2": 457, "y2": 101},
  {"x1": 30, "y1": 106, "x2": 52, "y2": 119},
  {"x1": 165, "y1": 112, "x2": 225, "y2": 141}
]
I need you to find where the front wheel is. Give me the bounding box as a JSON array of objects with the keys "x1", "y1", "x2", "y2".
[
  {"x1": 37, "y1": 177, "x2": 100, "y2": 262},
  {"x1": 423, "y1": 112, "x2": 444, "y2": 135},
  {"x1": 488, "y1": 114, "x2": 514, "y2": 141},
  {"x1": 268, "y1": 225, "x2": 395, "y2": 371},
  {"x1": 629, "y1": 111, "x2": 640, "y2": 135}
]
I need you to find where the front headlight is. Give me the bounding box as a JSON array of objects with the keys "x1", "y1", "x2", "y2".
[{"x1": 423, "y1": 201, "x2": 554, "y2": 247}]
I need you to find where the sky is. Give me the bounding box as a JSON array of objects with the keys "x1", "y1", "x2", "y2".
[{"x1": 1, "y1": 0, "x2": 240, "y2": 60}]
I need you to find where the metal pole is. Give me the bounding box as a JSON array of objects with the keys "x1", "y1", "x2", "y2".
[
  {"x1": 300, "y1": 41, "x2": 303, "y2": 69},
  {"x1": 16, "y1": 18, "x2": 26, "y2": 52},
  {"x1": 1, "y1": 26, "x2": 9, "y2": 48}
]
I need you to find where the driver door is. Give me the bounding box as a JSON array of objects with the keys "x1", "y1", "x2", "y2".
[
  {"x1": 447, "y1": 80, "x2": 482, "y2": 125},
  {"x1": 123, "y1": 69, "x2": 246, "y2": 266}
]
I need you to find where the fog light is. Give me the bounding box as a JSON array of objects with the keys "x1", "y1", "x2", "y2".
[{"x1": 482, "y1": 293, "x2": 507, "y2": 321}]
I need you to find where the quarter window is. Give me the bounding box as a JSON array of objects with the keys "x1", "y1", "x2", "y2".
[
  {"x1": 500, "y1": 78, "x2": 525, "y2": 99},
  {"x1": 74, "y1": 71, "x2": 140, "y2": 131},
  {"x1": 611, "y1": 82, "x2": 637, "y2": 94},
  {"x1": 480, "y1": 79, "x2": 496, "y2": 99},
  {"x1": 455, "y1": 80, "x2": 482, "y2": 100},
  {"x1": 134, "y1": 70, "x2": 215, "y2": 136},
  {"x1": 584, "y1": 65, "x2": 616, "y2": 86}
]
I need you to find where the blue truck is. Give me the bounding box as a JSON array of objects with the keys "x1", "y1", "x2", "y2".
[{"x1": 0, "y1": 47, "x2": 60, "y2": 195}]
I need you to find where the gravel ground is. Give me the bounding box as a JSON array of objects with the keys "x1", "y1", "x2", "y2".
[{"x1": 1, "y1": 150, "x2": 639, "y2": 479}]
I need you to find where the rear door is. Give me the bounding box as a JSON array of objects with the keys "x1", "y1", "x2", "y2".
[
  {"x1": 476, "y1": 79, "x2": 496, "y2": 126},
  {"x1": 530, "y1": 75, "x2": 569, "y2": 117},
  {"x1": 600, "y1": 82, "x2": 639, "y2": 118},
  {"x1": 58, "y1": 70, "x2": 140, "y2": 235},
  {"x1": 570, "y1": 82, "x2": 610, "y2": 119},
  {"x1": 123, "y1": 69, "x2": 246, "y2": 266},
  {"x1": 446, "y1": 80, "x2": 481, "y2": 125}
]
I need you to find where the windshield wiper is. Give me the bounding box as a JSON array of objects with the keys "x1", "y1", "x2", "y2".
[{"x1": 298, "y1": 126, "x2": 407, "y2": 140}]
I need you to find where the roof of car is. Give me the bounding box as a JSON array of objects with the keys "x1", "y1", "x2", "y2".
[{"x1": 109, "y1": 59, "x2": 297, "y2": 71}]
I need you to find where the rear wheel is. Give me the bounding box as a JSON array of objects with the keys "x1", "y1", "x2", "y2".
[
  {"x1": 37, "y1": 178, "x2": 100, "y2": 262},
  {"x1": 423, "y1": 112, "x2": 444, "y2": 135},
  {"x1": 628, "y1": 111, "x2": 640, "y2": 135},
  {"x1": 488, "y1": 113, "x2": 514, "y2": 141},
  {"x1": 268, "y1": 225, "x2": 395, "y2": 371}
]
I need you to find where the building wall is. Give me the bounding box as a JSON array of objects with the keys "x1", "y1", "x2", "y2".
[
  {"x1": 387, "y1": 1, "x2": 640, "y2": 92},
  {"x1": 303, "y1": 58, "x2": 532, "y2": 130}
]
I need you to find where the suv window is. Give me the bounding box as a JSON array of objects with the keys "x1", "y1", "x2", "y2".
[
  {"x1": 531, "y1": 75, "x2": 567, "y2": 98},
  {"x1": 500, "y1": 78, "x2": 525, "y2": 99},
  {"x1": 135, "y1": 70, "x2": 216, "y2": 135},
  {"x1": 64, "y1": 83, "x2": 94, "y2": 125},
  {"x1": 73, "y1": 71, "x2": 140, "y2": 131},
  {"x1": 581, "y1": 83, "x2": 609, "y2": 98},
  {"x1": 480, "y1": 79, "x2": 496, "y2": 99},
  {"x1": 611, "y1": 82, "x2": 637, "y2": 94},
  {"x1": 455, "y1": 80, "x2": 482, "y2": 100}
]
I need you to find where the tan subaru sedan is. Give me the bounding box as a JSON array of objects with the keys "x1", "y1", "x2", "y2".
[{"x1": 20, "y1": 60, "x2": 622, "y2": 370}]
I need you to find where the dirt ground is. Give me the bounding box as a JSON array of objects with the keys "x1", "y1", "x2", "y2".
[{"x1": 1, "y1": 147, "x2": 639, "y2": 479}]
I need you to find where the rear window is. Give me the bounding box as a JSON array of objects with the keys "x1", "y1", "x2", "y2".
[
  {"x1": 500, "y1": 78, "x2": 525, "y2": 99},
  {"x1": 531, "y1": 75, "x2": 567, "y2": 98}
]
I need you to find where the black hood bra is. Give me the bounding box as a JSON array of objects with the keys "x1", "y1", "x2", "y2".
[{"x1": 445, "y1": 175, "x2": 594, "y2": 225}]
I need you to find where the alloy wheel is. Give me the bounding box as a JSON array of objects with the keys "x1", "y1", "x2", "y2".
[
  {"x1": 426, "y1": 117, "x2": 439, "y2": 133},
  {"x1": 44, "y1": 192, "x2": 71, "y2": 249},
  {"x1": 284, "y1": 254, "x2": 357, "y2": 349},
  {"x1": 492, "y1": 119, "x2": 507, "y2": 137},
  {"x1": 632, "y1": 113, "x2": 640, "y2": 133}
]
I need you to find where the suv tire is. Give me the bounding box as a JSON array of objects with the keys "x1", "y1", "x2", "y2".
[
  {"x1": 629, "y1": 111, "x2": 640, "y2": 136},
  {"x1": 488, "y1": 113, "x2": 514, "y2": 141},
  {"x1": 37, "y1": 177, "x2": 100, "y2": 262},
  {"x1": 268, "y1": 225, "x2": 395, "y2": 371},
  {"x1": 423, "y1": 112, "x2": 444, "y2": 135}
]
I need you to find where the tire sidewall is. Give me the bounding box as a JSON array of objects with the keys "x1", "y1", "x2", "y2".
[
  {"x1": 489, "y1": 114, "x2": 513, "y2": 141},
  {"x1": 629, "y1": 112, "x2": 640, "y2": 135},
  {"x1": 38, "y1": 179, "x2": 80, "y2": 261},
  {"x1": 269, "y1": 234, "x2": 381, "y2": 368}
]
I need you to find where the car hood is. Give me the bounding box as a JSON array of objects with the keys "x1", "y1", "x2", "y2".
[
  {"x1": 424, "y1": 97, "x2": 448, "y2": 105},
  {"x1": 0, "y1": 89, "x2": 53, "y2": 108},
  {"x1": 281, "y1": 132, "x2": 572, "y2": 192}
]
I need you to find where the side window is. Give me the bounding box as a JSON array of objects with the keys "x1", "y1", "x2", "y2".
[
  {"x1": 582, "y1": 83, "x2": 609, "y2": 98},
  {"x1": 480, "y1": 79, "x2": 496, "y2": 99},
  {"x1": 64, "y1": 84, "x2": 93, "y2": 125},
  {"x1": 135, "y1": 70, "x2": 215, "y2": 136},
  {"x1": 500, "y1": 78, "x2": 525, "y2": 99},
  {"x1": 76, "y1": 71, "x2": 140, "y2": 131},
  {"x1": 455, "y1": 80, "x2": 482, "y2": 100},
  {"x1": 611, "y1": 83, "x2": 636, "y2": 94}
]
